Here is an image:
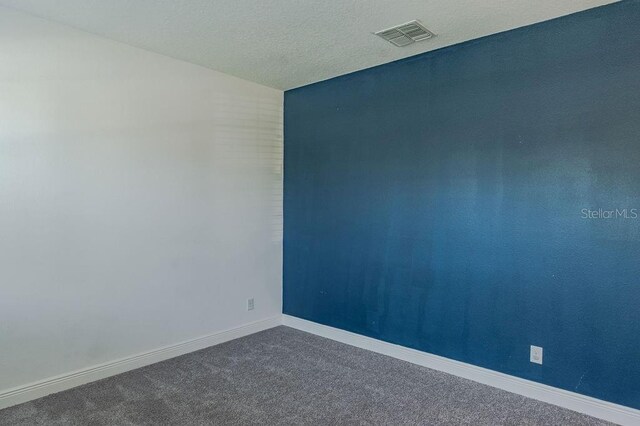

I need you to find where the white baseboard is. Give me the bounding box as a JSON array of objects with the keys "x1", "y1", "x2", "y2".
[
  {"x1": 0, "y1": 315, "x2": 282, "y2": 411},
  {"x1": 282, "y1": 314, "x2": 640, "y2": 426},
  {"x1": 4, "y1": 314, "x2": 638, "y2": 425}
]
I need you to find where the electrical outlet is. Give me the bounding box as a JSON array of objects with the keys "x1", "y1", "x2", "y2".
[
  {"x1": 530, "y1": 345, "x2": 543, "y2": 365},
  {"x1": 247, "y1": 298, "x2": 255, "y2": 311}
]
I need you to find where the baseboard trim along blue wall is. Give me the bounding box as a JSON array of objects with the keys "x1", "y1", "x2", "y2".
[
  {"x1": 283, "y1": 0, "x2": 640, "y2": 410},
  {"x1": 282, "y1": 315, "x2": 640, "y2": 425}
]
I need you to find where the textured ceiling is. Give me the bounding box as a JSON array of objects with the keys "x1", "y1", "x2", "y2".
[{"x1": 0, "y1": 0, "x2": 617, "y2": 90}]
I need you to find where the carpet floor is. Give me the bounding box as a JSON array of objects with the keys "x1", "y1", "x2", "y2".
[{"x1": 0, "y1": 326, "x2": 611, "y2": 425}]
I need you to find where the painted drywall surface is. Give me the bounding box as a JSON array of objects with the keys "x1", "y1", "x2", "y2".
[
  {"x1": 0, "y1": 7, "x2": 282, "y2": 391},
  {"x1": 284, "y1": 1, "x2": 640, "y2": 409}
]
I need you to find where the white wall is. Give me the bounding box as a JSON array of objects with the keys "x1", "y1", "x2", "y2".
[{"x1": 0, "y1": 7, "x2": 283, "y2": 392}]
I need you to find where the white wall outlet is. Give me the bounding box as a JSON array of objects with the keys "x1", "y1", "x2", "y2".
[
  {"x1": 247, "y1": 298, "x2": 255, "y2": 311},
  {"x1": 530, "y1": 345, "x2": 543, "y2": 365}
]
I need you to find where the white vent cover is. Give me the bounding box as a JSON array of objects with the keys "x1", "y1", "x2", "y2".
[{"x1": 375, "y1": 21, "x2": 434, "y2": 47}]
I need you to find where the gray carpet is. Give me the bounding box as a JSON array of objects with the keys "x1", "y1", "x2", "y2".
[{"x1": 0, "y1": 326, "x2": 611, "y2": 425}]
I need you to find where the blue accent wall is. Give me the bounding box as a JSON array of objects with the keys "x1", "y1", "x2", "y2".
[{"x1": 283, "y1": 1, "x2": 640, "y2": 408}]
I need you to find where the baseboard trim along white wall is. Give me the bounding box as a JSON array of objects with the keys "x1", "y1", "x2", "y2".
[
  {"x1": 0, "y1": 316, "x2": 281, "y2": 411},
  {"x1": 282, "y1": 314, "x2": 640, "y2": 426}
]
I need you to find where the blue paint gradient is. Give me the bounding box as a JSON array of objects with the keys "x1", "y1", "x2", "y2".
[{"x1": 284, "y1": 1, "x2": 640, "y2": 408}]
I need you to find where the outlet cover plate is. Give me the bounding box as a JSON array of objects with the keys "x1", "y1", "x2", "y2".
[{"x1": 530, "y1": 345, "x2": 543, "y2": 364}]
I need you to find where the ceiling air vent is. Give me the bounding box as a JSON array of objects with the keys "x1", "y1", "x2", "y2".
[{"x1": 375, "y1": 20, "x2": 434, "y2": 47}]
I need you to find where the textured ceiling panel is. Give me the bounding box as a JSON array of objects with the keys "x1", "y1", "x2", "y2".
[{"x1": 0, "y1": 0, "x2": 617, "y2": 89}]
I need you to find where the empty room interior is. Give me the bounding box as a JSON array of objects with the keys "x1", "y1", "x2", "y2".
[{"x1": 1, "y1": 0, "x2": 639, "y2": 425}]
